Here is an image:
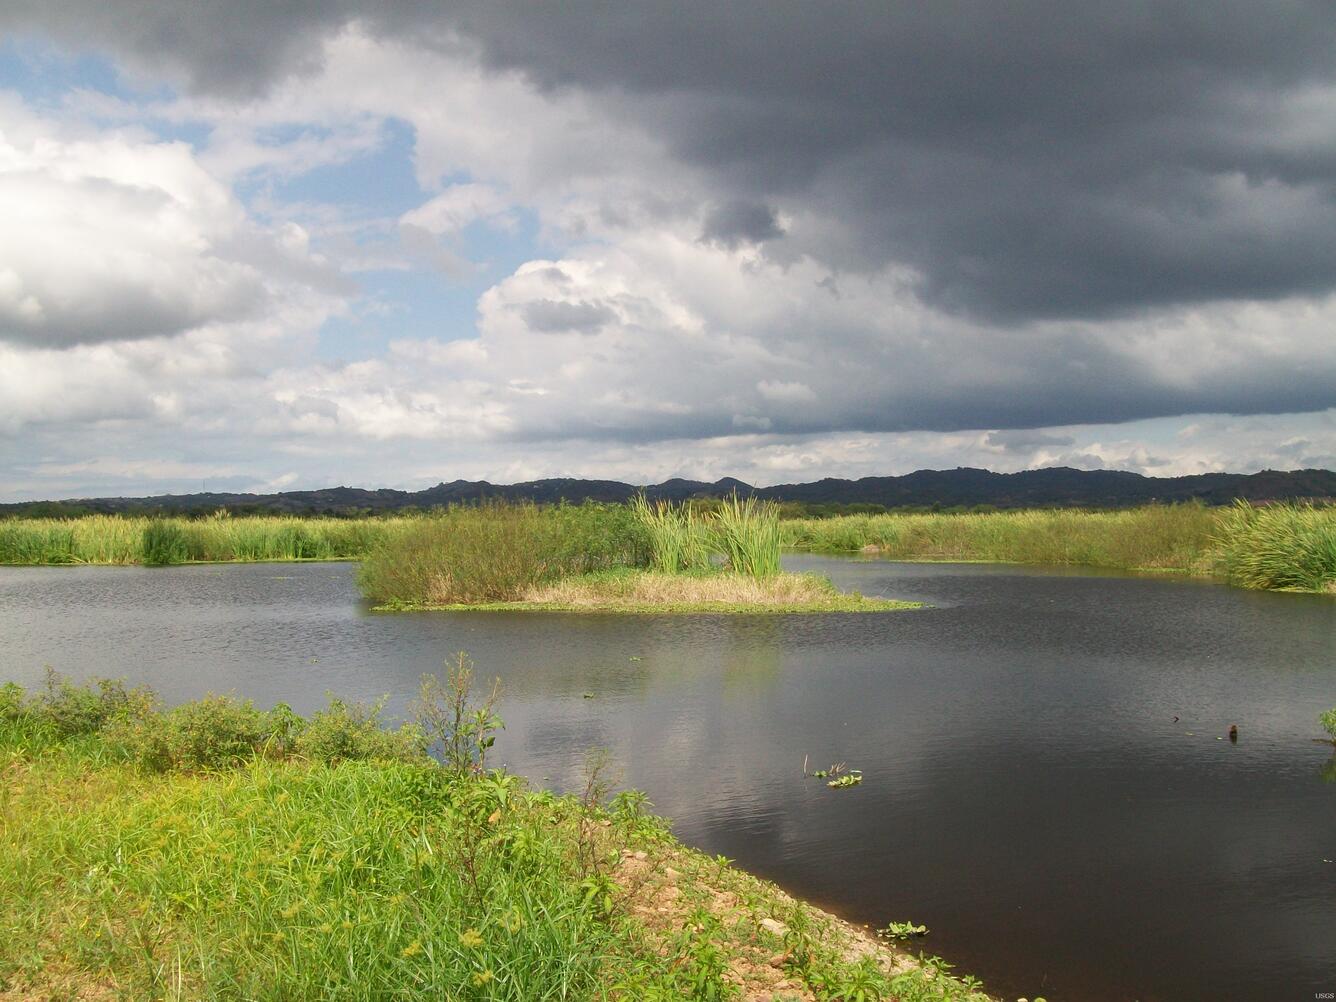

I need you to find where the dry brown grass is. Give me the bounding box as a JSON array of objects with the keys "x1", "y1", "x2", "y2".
[{"x1": 518, "y1": 571, "x2": 912, "y2": 612}]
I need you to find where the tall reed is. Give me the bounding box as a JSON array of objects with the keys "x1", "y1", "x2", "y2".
[
  {"x1": 630, "y1": 495, "x2": 712, "y2": 573},
  {"x1": 1213, "y1": 500, "x2": 1336, "y2": 591},
  {"x1": 711, "y1": 494, "x2": 782, "y2": 578}
]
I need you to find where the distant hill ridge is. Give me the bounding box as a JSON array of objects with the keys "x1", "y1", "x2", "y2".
[{"x1": 5, "y1": 467, "x2": 1336, "y2": 515}]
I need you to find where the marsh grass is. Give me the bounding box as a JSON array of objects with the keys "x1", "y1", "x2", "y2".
[
  {"x1": 783, "y1": 503, "x2": 1220, "y2": 572},
  {"x1": 710, "y1": 495, "x2": 782, "y2": 578},
  {"x1": 0, "y1": 513, "x2": 405, "y2": 566},
  {"x1": 632, "y1": 494, "x2": 782, "y2": 578},
  {"x1": 631, "y1": 495, "x2": 712, "y2": 573},
  {"x1": 358, "y1": 503, "x2": 649, "y2": 606},
  {"x1": 518, "y1": 569, "x2": 911, "y2": 612},
  {"x1": 1213, "y1": 500, "x2": 1336, "y2": 591},
  {"x1": 141, "y1": 519, "x2": 190, "y2": 566},
  {"x1": 0, "y1": 672, "x2": 986, "y2": 1001}
]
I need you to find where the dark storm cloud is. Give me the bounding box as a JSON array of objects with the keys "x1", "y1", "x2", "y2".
[
  {"x1": 10, "y1": 1, "x2": 1336, "y2": 324},
  {"x1": 438, "y1": 1, "x2": 1336, "y2": 320},
  {"x1": 700, "y1": 200, "x2": 783, "y2": 248}
]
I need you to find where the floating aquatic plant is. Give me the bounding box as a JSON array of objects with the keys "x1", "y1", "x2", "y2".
[
  {"x1": 878, "y1": 921, "x2": 928, "y2": 940},
  {"x1": 826, "y1": 770, "x2": 862, "y2": 789}
]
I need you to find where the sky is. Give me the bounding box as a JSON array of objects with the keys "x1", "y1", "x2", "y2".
[{"x1": 3, "y1": 2, "x2": 1336, "y2": 501}]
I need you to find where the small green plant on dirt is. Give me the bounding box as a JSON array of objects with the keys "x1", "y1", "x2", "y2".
[
  {"x1": 667, "y1": 907, "x2": 738, "y2": 1001},
  {"x1": 611, "y1": 788, "x2": 669, "y2": 841},
  {"x1": 807, "y1": 955, "x2": 888, "y2": 1001}
]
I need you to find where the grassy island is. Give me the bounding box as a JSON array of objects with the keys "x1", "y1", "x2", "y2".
[
  {"x1": 358, "y1": 497, "x2": 909, "y2": 614},
  {"x1": 1, "y1": 669, "x2": 991, "y2": 1001}
]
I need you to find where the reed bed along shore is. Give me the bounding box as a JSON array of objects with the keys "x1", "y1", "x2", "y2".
[
  {"x1": 0, "y1": 670, "x2": 990, "y2": 1001},
  {"x1": 0, "y1": 513, "x2": 407, "y2": 566},
  {"x1": 782, "y1": 500, "x2": 1336, "y2": 592},
  {"x1": 6, "y1": 500, "x2": 1335, "y2": 595},
  {"x1": 781, "y1": 503, "x2": 1220, "y2": 571}
]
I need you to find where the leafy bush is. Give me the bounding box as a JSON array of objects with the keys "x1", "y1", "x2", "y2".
[
  {"x1": 110, "y1": 694, "x2": 276, "y2": 772},
  {"x1": 164, "y1": 695, "x2": 269, "y2": 770},
  {"x1": 0, "y1": 682, "x2": 23, "y2": 722},
  {"x1": 1321, "y1": 707, "x2": 1336, "y2": 742},
  {"x1": 295, "y1": 696, "x2": 425, "y2": 764},
  {"x1": 27, "y1": 670, "x2": 149, "y2": 737}
]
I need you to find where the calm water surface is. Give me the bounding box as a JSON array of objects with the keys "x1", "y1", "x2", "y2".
[{"x1": 3, "y1": 556, "x2": 1334, "y2": 1002}]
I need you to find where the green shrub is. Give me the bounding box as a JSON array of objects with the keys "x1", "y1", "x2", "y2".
[
  {"x1": 28, "y1": 670, "x2": 147, "y2": 737},
  {"x1": 295, "y1": 696, "x2": 425, "y2": 764},
  {"x1": 414, "y1": 653, "x2": 503, "y2": 774},
  {"x1": 0, "y1": 682, "x2": 23, "y2": 722},
  {"x1": 100, "y1": 691, "x2": 423, "y2": 772},
  {"x1": 1321, "y1": 707, "x2": 1336, "y2": 742},
  {"x1": 110, "y1": 694, "x2": 271, "y2": 772}
]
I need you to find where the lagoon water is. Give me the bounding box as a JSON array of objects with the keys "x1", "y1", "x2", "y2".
[{"x1": 3, "y1": 555, "x2": 1334, "y2": 1001}]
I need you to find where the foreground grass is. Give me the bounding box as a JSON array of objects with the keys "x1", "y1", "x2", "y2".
[
  {"x1": 379, "y1": 570, "x2": 918, "y2": 614},
  {"x1": 0, "y1": 676, "x2": 989, "y2": 1001}
]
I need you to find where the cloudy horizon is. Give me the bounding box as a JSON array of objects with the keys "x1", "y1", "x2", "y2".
[{"x1": 4, "y1": 3, "x2": 1336, "y2": 501}]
